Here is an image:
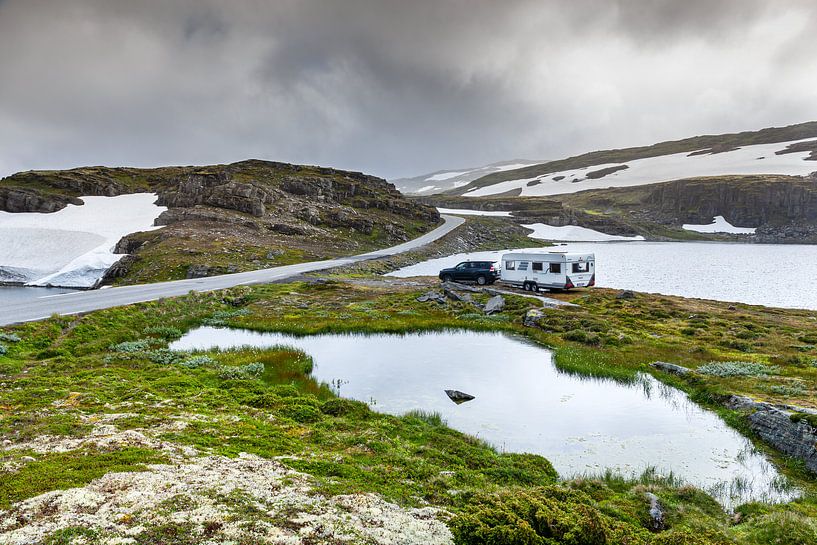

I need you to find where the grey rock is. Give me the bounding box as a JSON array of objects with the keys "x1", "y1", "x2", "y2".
[
  {"x1": 441, "y1": 281, "x2": 481, "y2": 293},
  {"x1": 266, "y1": 250, "x2": 285, "y2": 259},
  {"x1": 417, "y1": 291, "x2": 446, "y2": 304},
  {"x1": 186, "y1": 264, "x2": 224, "y2": 279},
  {"x1": 523, "y1": 308, "x2": 545, "y2": 327},
  {"x1": 644, "y1": 492, "x2": 665, "y2": 531},
  {"x1": 445, "y1": 390, "x2": 475, "y2": 404},
  {"x1": 650, "y1": 361, "x2": 692, "y2": 376},
  {"x1": 725, "y1": 395, "x2": 817, "y2": 474},
  {"x1": 484, "y1": 295, "x2": 505, "y2": 315},
  {"x1": 617, "y1": 290, "x2": 636, "y2": 299}
]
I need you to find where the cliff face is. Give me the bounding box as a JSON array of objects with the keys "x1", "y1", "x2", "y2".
[
  {"x1": 548, "y1": 173, "x2": 817, "y2": 242},
  {"x1": 639, "y1": 175, "x2": 817, "y2": 226},
  {"x1": 0, "y1": 160, "x2": 440, "y2": 284}
]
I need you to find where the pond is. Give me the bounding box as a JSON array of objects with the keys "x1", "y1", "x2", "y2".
[
  {"x1": 171, "y1": 327, "x2": 796, "y2": 507},
  {"x1": 386, "y1": 242, "x2": 817, "y2": 310}
]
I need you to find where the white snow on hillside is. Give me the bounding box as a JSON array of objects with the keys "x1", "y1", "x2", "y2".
[
  {"x1": 426, "y1": 170, "x2": 472, "y2": 181},
  {"x1": 0, "y1": 194, "x2": 166, "y2": 288},
  {"x1": 437, "y1": 207, "x2": 512, "y2": 217},
  {"x1": 682, "y1": 216, "x2": 756, "y2": 234},
  {"x1": 464, "y1": 139, "x2": 817, "y2": 197},
  {"x1": 392, "y1": 159, "x2": 544, "y2": 194},
  {"x1": 523, "y1": 223, "x2": 645, "y2": 241}
]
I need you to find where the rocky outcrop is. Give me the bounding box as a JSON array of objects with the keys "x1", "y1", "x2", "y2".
[
  {"x1": 725, "y1": 395, "x2": 817, "y2": 474},
  {"x1": 640, "y1": 175, "x2": 817, "y2": 226},
  {"x1": 0, "y1": 160, "x2": 441, "y2": 285},
  {"x1": 0, "y1": 187, "x2": 82, "y2": 213},
  {"x1": 650, "y1": 361, "x2": 692, "y2": 376}
]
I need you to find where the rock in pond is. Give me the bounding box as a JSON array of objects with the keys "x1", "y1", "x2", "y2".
[{"x1": 445, "y1": 390, "x2": 475, "y2": 404}]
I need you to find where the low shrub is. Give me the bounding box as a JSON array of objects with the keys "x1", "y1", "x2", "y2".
[
  {"x1": 217, "y1": 362, "x2": 264, "y2": 380},
  {"x1": 146, "y1": 349, "x2": 185, "y2": 366},
  {"x1": 178, "y1": 355, "x2": 215, "y2": 369},
  {"x1": 0, "y1": 332, "x2": 21, "y2": 343},
  {"x1": 110, "y1": 339, "x2": 152, "y2": 353},
  {"x1": 449, "y1": 486, "x2": 652, "y2": 545},
  {"x1": 697, "y1": 361, "x2": 778, "y2": 377},
  {"x1": 321, "y1": 398, "x2": 371, "y2": 418}
]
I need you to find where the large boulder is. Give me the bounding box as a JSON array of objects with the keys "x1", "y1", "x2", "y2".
[{"x1": 484, "y1": 295, "x2": 505, "y2": 315}]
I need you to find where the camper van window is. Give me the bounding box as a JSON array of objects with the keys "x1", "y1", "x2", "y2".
[
  {"x1": 505, "y1": 261, "x2": 515, "y2": 270},
  {"x1": 572, "y1": 262, "x2": 589, "y2": 273},
  {"x1": 549, "y1": 263, "x2": 561, "y2": 274},
  {"x1": 518, "y1": 261, "x2": 529, "y2": 271},
  {"x1": 532, "y1": 262, "x2": 543, "y2": 271}
]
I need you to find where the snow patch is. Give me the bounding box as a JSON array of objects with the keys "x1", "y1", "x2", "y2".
[
  {"x1": 437, "y1": 207, "x2": 512, "y2": 217},
  {"x1": 0, "y1": 194, "x2": 166, "y2": 288},
  {"x1": 426, "y1": 170, "x2": 473, "y2": 181},
  {"x1": 682, "y1": 216, "x2": 756, "y2": 234},
  {"x1": 415, "y1": 185, "x2": 440, "y2": 193},
  {"x1": 465, "y1": 139, "x2": 817, "y2": 197},
  {"x1": 523, "y1": 223, "x2": 645, "y2": 241}
]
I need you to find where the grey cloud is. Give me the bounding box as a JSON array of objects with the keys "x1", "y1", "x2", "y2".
[{"x1": 0, "y1": 0, "x2": 816, "y2": 180}]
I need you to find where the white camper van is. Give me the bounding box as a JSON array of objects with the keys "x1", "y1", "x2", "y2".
[{"x1": 500, "y1": 252, "x2": 595, "y2": 292}]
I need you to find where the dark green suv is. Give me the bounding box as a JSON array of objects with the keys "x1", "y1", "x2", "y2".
[{"x1": 438, "y1": 261, "x2": 499, "y2": 285}]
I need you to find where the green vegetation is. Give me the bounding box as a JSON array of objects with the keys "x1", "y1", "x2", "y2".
[{"x1": 1, "y1": 280, "x2": 817, "y2": 543}]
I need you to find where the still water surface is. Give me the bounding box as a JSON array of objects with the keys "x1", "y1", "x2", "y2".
[
  {"x1": 387, "y1": 241, "x2": 817, "y2": 310},
  {"x1": 172, "y1": 327, "x2": 795, "y2": 507},
  {"x1": 0, "y1": 285, "x2": 77, "y2": 306}
]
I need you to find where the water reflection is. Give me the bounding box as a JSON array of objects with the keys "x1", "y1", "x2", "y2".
[{"x1": 171, "y1": 327, "x2": 797, "y2": 507}]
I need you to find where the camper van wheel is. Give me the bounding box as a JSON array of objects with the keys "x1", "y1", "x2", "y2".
[
  {"x1": 476, "y1": 275, "x2": 487, "y2": 286},
  {"x1": 530, "y1": 282, "x2": 538, "y2": 292},
  {"x1": 523, "y1": 282, "x2": 531, "y2": 291}
]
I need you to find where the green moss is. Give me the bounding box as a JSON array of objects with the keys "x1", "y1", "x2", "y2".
[{"x1": 0, "y1": 448, "x2": 165, "y2": 509}]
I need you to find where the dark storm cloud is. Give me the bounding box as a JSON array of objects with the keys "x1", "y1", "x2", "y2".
[{"x1": 1, "y1": 0, "x2": 816, "y2": 179}]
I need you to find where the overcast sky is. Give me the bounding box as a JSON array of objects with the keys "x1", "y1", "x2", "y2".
[{"x1": 1, "y1": 0, "x2": 816, "y2": 180}]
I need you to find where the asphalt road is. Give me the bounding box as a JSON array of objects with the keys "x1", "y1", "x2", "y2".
[{"x1": 0, "y1": 214, "x2": 465, "y2": 325}]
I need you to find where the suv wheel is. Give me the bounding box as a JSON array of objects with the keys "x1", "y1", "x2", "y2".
[
  {"x1": 476, "y1": 275, "x2": 487, "y2": 286},
  {"x1": 441, "y1": 274, "x2": 453, "y2": 283}
]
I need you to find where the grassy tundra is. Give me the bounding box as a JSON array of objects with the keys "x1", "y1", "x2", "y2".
[{"x1": 2, "y1": 277, "x2": 817, "y2": 544}]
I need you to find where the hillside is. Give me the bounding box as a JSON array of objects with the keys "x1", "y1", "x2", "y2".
[
  {"x1": 447, "y1": 121, "x2": 817, "y2": 197},
  {"x1": 0, "y1": 160, "x2": 439, "y2": 285},
  {"x1": 425, "y1": 172, "x2": 817, "y2": 242},
  {"x1": 390, "y1": 159, "x2": 544, "y2": 195}
]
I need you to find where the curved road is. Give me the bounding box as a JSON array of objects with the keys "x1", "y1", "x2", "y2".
[{"x1": 0, "y1": 214, "x2": 464, "y2": 326}]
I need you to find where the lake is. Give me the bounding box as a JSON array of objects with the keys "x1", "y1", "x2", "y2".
[
  {"x1": 0, "y1": 285, "x2": 78, "y2": 306},
  {"x1": 387, "y1": 241, "x2": 817, "y2": 310},
  {"x1": 171, "y1": 327, "x2": 796, "y2": 507}
]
